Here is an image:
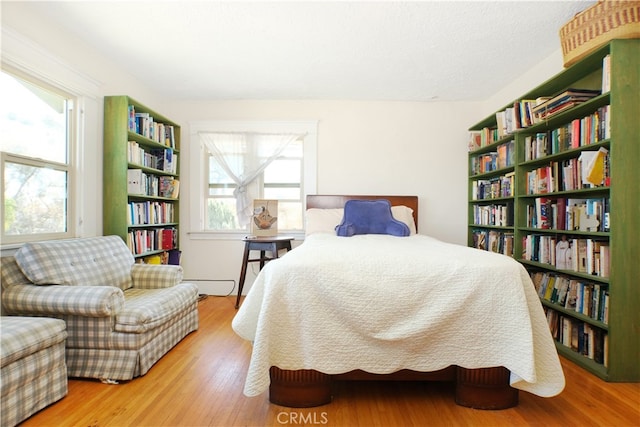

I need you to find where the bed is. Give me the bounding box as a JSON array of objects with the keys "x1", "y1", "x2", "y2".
[{"x1": 232, "y1": 195, "x2": 565, "y2": 409}]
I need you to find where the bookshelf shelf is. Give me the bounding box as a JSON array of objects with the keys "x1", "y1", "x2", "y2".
[
  {"x1": 128, "y1": 222, "x2": 179, "y2": 228},
  {"x1": 556, "y1": 344, "x2": 609, "y2": 378},
  {"x1": 540, "y1": 299, "x2": 609, "y2": 330},
  {"x1": 519, "y1": 229, "x2": 610, "y2": 242},
  {"x1": 518, "y1": 188, "x2": 610, "y2": 200},
  {"x1": 468, "y1": 224, "x2": 513, "y2": 230},
  {"x1": 127, "y1": 130, "x2": 179, "y2": 150},
  {"x1": 519, "y1": 259, "x2": 610, "y2": 284},
  {"x1": 127, "y1": 195, "x2": 178, "y2": 202},
  {"x1": 127, "y1": 163, "x2": 179, "y2": 177},
  {"x1": 104, "y1": 96, "x2": 181, "y2": 264},
  {"x1": 469, "y1": 198, "x2": 514, "y2": 205},
  {"x1": 471, "y1": 168, "x2": 515, "y2": 179},
  {"x1": 467, "y1": 40, "x2": 639, "y2": 382},
  {"x1": 520, "y1": 140, "x2": 610, "y2": 167},
  {"x1": 134, "y1": 249, "x2": 172, "y2": 258},
  {"x1": 523, "y1": 93, "x2": 611, "y2": 133}
]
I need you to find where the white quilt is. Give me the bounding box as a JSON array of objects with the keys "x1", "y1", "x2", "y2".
[{"x1": 232, "y1": 234, "x2": 565, "y2": 398}]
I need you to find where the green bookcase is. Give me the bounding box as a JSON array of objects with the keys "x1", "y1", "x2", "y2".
[
  {"x1": 467, "y1": 40, "x2": 639, "y2": 381},
  {"x1": 103, "y1": 96, "x2": 181, "y2": 263}
]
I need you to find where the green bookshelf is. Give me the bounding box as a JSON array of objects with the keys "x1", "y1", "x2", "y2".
[
  {"x1": 467, "y1": 40, "x2": 639, "y2": 381},
  {"x1": 103, "y1": 96, "x2": 181, "y2": 263}
]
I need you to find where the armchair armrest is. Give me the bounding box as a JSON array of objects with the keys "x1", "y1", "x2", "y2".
[
  {"x1": 131, "y1": 264, "x2": 184, "y2": 289},
  {"x1": 2, "y1": 285, "x2": 124, "y2": 317}
]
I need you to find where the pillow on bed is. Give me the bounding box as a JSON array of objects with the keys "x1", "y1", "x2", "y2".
[
  {"x1": 391, "y1": 205, "x2": 417, "y2": 235},
  {"x1": 305, "y1": 208, "x2": 344, "y2": 235},
  {"x1": 335, "y1": 199, "x2": 410, "y2": 237},
  {"x1": 305, "y1": 206, "x2": 417, "y2": 236}
]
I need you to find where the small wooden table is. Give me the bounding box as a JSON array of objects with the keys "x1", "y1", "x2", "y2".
[{"x1": 236, "y1": 236, "x2": 294, "y2": 308}]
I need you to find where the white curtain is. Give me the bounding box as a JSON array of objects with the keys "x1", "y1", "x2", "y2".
[{"x1": 199, "y1": 132, "x2": 303, "y2": 227}]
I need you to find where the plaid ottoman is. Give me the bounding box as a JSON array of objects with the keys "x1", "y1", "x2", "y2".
[{"x1": 1, "y1": 316, "x2": 68, "y2": 427}]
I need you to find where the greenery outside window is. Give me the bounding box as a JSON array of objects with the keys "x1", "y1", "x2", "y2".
[{"x1": 0, "y1": 69, "x2": 75, "y2": 244}]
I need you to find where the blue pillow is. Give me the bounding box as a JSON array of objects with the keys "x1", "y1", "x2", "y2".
[{"x1": 335, "y1": 199, "x2": 410, "y2": 237}]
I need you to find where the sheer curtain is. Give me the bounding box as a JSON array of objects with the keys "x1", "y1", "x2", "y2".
[{"x1": 199, "y1": 132, "x2": 303, "y2": 227}]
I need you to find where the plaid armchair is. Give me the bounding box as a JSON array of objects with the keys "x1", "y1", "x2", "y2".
[{"x1": 1, "y1": 235, "x2": 198, "y2": 381}]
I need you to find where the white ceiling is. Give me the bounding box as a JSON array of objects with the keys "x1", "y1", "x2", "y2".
[{"x1": 32, "y1": 1, "x2": 595, "y2": 102}]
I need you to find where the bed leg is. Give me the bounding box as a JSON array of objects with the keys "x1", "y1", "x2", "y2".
[
  {"x1": 455, "y1": 367, "x2": 519, "y2": 410},
  {"x1": 269, "y1": 367, "x2": 332, "y2": 407}
]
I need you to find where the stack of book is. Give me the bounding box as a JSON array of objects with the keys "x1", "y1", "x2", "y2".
[{"x1": 531, "y1": 88, "x2": 601, "y2": 121}]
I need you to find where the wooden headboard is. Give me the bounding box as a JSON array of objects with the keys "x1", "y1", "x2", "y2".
[{"x1": 306, "y1": 195, "x2": 419, "y2": 231}]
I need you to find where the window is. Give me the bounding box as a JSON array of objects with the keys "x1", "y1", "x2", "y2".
[
  {"x1": 0, "y1": 69, "x2": 75, "y2": 244},
  {"x1": 190, "y1": 121, "x2": 317, "y2": 236},
  {"x1": 206, "y1": 137, "x2": 303, "y2": 231}
]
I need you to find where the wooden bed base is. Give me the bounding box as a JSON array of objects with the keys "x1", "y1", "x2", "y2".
[
  {"x1": 269, "y1": 366, "x2": 519, "y2": 410},
  {"x1": 283, "y1": 196, "x2": 518, "y2": 409}
]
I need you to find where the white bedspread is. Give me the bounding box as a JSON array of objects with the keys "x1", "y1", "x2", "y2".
[{"x1": 232, "y1": 234, "x2": 565, "y2": 398}]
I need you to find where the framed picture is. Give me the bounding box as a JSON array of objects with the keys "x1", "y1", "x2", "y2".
[{"x1": 252, "y1": 199, "x2": 278, "y2": 237}]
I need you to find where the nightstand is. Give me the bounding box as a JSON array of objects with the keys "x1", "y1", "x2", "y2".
[{"x1": 236, "y1": 236, "x2": 293, "y2": 308}]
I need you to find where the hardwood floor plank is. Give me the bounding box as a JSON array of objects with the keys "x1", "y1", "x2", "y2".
[{"x1": 20, "y1": 296, "x2": 640, "y2": 426}]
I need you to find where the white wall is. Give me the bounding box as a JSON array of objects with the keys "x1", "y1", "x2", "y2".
[
  {"x1": 1, "y1": 2, "x2": 566, "y2": 295},
  {"x1": 1, "y1": 3, "x2": 161, "y2": 106},
  {"x1": 480, "y1": 49, "x2": 566, "y2": 119},
  {"x1": 1, "y1": 2, "x2": 160, "y2": 252},
  {"x1": 157, "y1": 100, "x2": 479, "y2": 293}
]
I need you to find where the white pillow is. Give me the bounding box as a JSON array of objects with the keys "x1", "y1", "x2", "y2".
[
  {"x1": 391, "y1": 205, "x2": 417, "y2": 235},
  {"x1": 305, "y1": 206, "x2": 417, "y2": 236},
  {"x1": 304, "y1": 208, "x2": 344, "y2": 235}
]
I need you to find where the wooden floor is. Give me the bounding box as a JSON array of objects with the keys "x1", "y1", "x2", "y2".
[{"x1": 22, "y1": 296, "x2": 640, "y2": 427}]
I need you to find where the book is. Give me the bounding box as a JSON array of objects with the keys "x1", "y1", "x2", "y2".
[
  {"x1": 599, "y1": 244, "x2": 610, "y2": 278},
  {"x1": 488, "y1": 231, "x2": 500, "y2": 253},
  {"x1": 170, "y1": 179, "x2": 180, "y2": 198},
  {"x1": 602, "y1": 54, "x2": 611, "y2": 93},
  {"x1": 535, "y1": 198, "x2": 551, "y2": 229},
  {"x1": 496, "y1": 111, "x2": 507, "y2": 137},
  {"x1": 165, "y1": 125, "x2": 176, "y2": 148},
  {"x1": 145, "y1": 255, "x2": 162, "y2": 264},
  {"x1": 168, "y1": 249, "x2": 181, "y2": 265},
  {"x1": 575, "y1": 239, "x2": 588, "y2": 273},
  {"x1": 159, "y1": 177, "x2": 180, "y2": 199},
  {"x1": 516, "y1": 99, "x2": 537, "y2": 128},
  {"x1": 556, "y1": 198, "x2": 566, "y2": 230},
  {"x1": 468, "y1": 131, "x2": 482, "y2": 151},
  {"x1": 537, "y1": 273, "x2": 550, "y2": 298},
  {"x1": 135, "y1": 112, "x2": 152, "y2": 138},
  {"x1": 161, "y1": 228, "x2": 175, "y2": 249},
  {"x1": 127, "y1": 169, "x2": 145, "y2": 195},
  {"x1": 554, "y1": 276, "x2": 569, "y2": 307},
  {"x1": 531, "y1": 88, "x2": 601, "y2": 113},
  {"x1": 544, "y1": 275, "x2": 556, "y2": 300},
  {"x1": 505, "y1": 107, "x2": 515, "y2": 134},
  {"x1": 473, "y1": 229, "x2": 488, "y2": 250},
  {"x1": 555, "y1": 237, "x2": 571, "y2": 270},
  {"x1": 581, "y1": 147, "x2": 609, "y2": 186},
  {"x1": 531, "y1": 88, "x2": 601, "y2": 121},
  {"x1": 565, "y1": 280, "x2": 578, "y2": 310},
  {"x1": 561, "y1": 316, "x2": 572, "y2": 347}
]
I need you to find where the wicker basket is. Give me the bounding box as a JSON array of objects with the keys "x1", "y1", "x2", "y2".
[{"x1": 560, "y1": 0, "x2": 640, "y2": 67}]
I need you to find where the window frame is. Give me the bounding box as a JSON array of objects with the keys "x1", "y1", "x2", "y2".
[
  {"x1": 205, "y1": 137, "x2": 304, "y2": 231},
  {"x1": 2, "y1": 26, "x2": 102, "y2": 251},
  {"x1": 189, "y1": 120, "x2": 318, "y2": 240},
  {"x1": 0, "y1": 68, "x2": 77, "y2": 245}
]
